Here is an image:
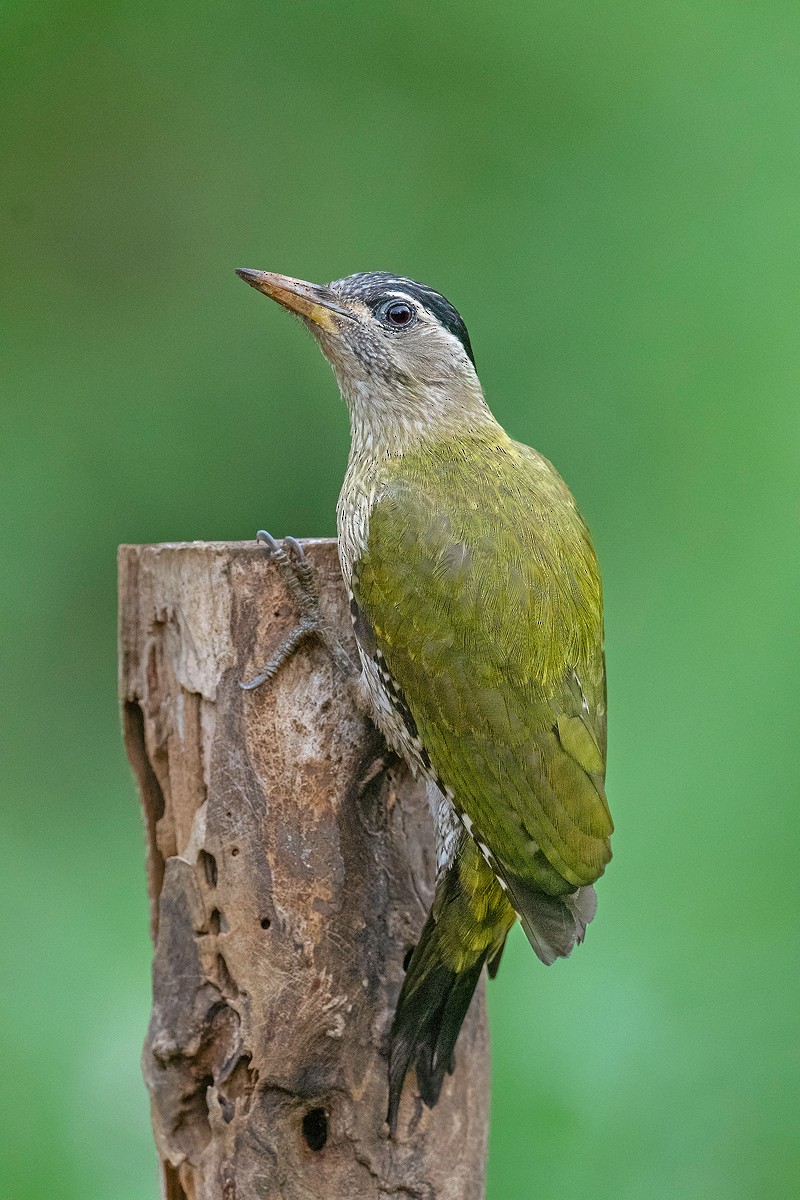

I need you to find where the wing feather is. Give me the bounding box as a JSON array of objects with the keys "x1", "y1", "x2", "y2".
[{"x1": 353, "y1": 435, "x2": 612, "y2": 896}]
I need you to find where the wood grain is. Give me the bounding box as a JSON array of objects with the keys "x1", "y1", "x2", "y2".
[{"x1": 118, "y1": 539, "x2": 489, "y2": 1200}]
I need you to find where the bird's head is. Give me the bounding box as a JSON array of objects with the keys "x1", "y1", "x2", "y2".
[{"x1": 236, "y1": 268, "x2": 492, "y2": 453}]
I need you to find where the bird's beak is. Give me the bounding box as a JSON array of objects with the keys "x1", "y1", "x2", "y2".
[{"x1": 235, "y1": 269, "x2": 350, "y2": 332}]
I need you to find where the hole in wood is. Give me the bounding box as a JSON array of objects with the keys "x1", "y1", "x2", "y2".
[
  {"x1": 199, "y1": 850, "x2": 218, "y2": 888},
  {"x1": 122, "y1": 700, "x2": 167, "y2": 906},
  {"x1": 231, "y1": 847, "x2": 240, "y2": 857},
  {"x1": 123, "y1": 701, "x2": 166, "y2": 823},
  {"x1": 218, "y1": 1052, "x2": 257, "y2": 1120},
  {"x1": 259, "y1": 917, "x2": 271, "y2": 930},
  {"x1": 163, "y1": 1161, "x2": 190, "y2": 1200},
  {"x1": 216, "y1": 953, "x2": 239, "y2": 998},
  {"x1": 302, "y1": 1107, "x2": 328, "y2": 1152}
]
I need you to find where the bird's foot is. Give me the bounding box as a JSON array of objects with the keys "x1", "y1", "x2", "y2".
[{"x1": 240, "y1": 531, "x2": 357, "y2": 690}]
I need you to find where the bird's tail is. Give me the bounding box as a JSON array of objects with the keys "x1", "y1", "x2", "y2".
[
  {"x1": 387, "y1": 839, "x2": 514, "y2": 1134},
  {"x1": 387, "y1": 842, "x2": 600, "y2": 1132},
  {"x1": 504, "y1": 872, "x2": 598, "y2": 966}
]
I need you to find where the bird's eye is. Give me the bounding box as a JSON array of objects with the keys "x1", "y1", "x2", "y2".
[{"x1": 381, "y1": 301, "x2": 416, "y2": 328}]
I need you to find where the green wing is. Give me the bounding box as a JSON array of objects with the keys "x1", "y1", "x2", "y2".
[{"x1": 353, "y1": 434, "x2": 612, "y2": 896}]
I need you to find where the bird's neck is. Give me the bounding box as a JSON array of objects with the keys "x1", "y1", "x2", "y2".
[{"x1": 344, "y1": 377, "x2": 498, "y2": 465}]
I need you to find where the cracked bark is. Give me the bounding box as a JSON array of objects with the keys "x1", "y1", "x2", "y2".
[{"x1": 119, "y1": 540, "x2": 489, "y2": 1200}]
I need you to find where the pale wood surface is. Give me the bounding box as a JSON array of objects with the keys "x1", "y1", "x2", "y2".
[{"x1": 119, "y1": 539, "x2": 489, "y2": 1200}]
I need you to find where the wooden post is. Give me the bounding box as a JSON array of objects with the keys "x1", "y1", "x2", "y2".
[{"x1": 119, "y1": 540, "x2": 489, "y2": 1200}]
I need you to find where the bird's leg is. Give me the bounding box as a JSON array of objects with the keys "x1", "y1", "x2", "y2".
[{"x1": 240, "y1": 531, "x2": 358, "y2": 690}]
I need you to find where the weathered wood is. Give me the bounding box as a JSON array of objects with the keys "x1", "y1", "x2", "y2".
[{"x1": 119, "y1": 539, "x2": 489, "y2": 1200}]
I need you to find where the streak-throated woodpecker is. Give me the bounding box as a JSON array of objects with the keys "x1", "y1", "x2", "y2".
[{"x1": 236, "y1": 268, "x2": 613, "y2": 1134}]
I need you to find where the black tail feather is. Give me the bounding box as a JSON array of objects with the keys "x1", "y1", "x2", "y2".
[
  {"x1": 386, "y1": 840, "x2": 598, "y2": 1131},
  {"x1": 486, "y1": 935, "x2": 508, "y2": 979},
  {"x1": 387, "y1": 912, "x2": 487, "y2": 1134}
]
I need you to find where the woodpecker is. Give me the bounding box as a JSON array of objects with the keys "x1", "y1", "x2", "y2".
[{"x1": 236, "y1": 268, "x2": 613, "y2": 1134}]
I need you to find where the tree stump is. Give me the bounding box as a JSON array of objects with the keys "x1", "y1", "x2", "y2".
[{"x1": 118, "y1": 540, "x2": 489, "y2": 1200}]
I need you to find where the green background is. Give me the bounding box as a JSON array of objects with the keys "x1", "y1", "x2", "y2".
[{"x1": 2, "y1": 3, "x2": 798, "y2": 1197}]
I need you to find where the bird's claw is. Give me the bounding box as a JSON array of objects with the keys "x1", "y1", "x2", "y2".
[
  {"x1": 256, "y1": 529, "x2": 280, "y2": 554},
  {"x1": 240, "y1": 530, "x2": 356, "y2": 690},
  {"x1": 256, "y1": 531, "x2": 319, "y2": 614},
  {"x1": 257, "y1": 530, "x2": 305, "y2": 564}
]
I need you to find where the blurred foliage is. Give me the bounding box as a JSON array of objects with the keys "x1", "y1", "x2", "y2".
[{"x1": 1, "y1": 2, "x2": 798, "y2": 1197}]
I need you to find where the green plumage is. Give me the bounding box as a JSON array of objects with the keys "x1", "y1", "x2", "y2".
[
  {"x1": 352, "y1": 427, "x2": 612, "y2": 1127},
  {"x1": 354, "y1": 427, "x2": 611, "y2": 891}
]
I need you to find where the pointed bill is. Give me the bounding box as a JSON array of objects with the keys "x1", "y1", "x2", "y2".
[{"x1": 235, "y1": 269, "x2": 351, "y2": 331}]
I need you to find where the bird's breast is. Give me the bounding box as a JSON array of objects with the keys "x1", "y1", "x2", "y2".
[{"x1": 336, "y1": 462, "x2": 382, "y2": 588}]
